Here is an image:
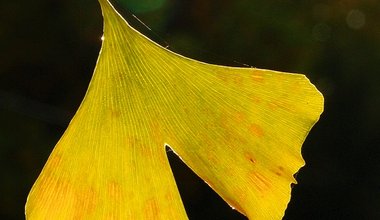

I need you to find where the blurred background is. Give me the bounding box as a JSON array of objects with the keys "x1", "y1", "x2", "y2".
[{"x1": 1, "y1": 0, "x2": 379, "y2": 219}]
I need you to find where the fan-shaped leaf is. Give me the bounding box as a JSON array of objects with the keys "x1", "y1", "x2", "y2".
[{"x1": 26, "y1": 0, "x2": 324, "y2": 219}]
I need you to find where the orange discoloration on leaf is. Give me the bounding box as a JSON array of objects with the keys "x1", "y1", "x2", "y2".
[
  {"x1": 48, "y1": 154, "x2": 62, "y2": 169},
  {"x1": 225, "y1": 197, "x2": 245, "y2": 214},
  {"x1": 249, "y1": 123, "x2": 265, "y2": 138},
  {"x1": 251, "y1": 70, "x2": 265, "y2": 82},
  {"x1": 75, "y1": 187, "x2": 98, "y2": 218},
  {"x1": 232, "y1": 74, "x2": 244, "y2": 86},
  {"x1": 249, "y1": 94, "x2": 262, "y2": 104},
  {"x1": 143, "y1": 198, "x2": 160, "y2": 218},
  {"x1": 234, "y1": 111, "x2": 246, "y2": 123},
  {"x1": 107, "y1": 181, "x2": 123, "y2": 200},
  {"x1": 235, "y1": 188, "x2": 248, "y2": 203},
  {"x1": 249, "y1": 171, "x2": 272, "y2": 193}
]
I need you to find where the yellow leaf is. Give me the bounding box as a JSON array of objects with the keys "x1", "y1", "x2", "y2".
[{"x1": 25, "y1": 0, "x2": 324, "y2": 219}]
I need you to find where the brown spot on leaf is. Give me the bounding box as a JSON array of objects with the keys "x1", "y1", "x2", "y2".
[
  {"x1": 244, "y1": 151, "x2": 256, "y2": 164},
  {"x1": 272, "y1": 166, "x2": 286, "y2": 177}
]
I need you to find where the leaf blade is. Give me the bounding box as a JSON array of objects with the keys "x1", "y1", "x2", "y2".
[{"x1": 26, "y1": 0, "x2": 323, "y2": 219}]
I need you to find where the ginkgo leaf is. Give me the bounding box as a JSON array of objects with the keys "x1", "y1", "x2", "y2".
[{"x1": 25, "y1": 0, "x2": 324, "y2": 219}]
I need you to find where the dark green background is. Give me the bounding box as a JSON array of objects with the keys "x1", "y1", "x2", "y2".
[{"x1": 1, "y1": 0, "x2": 379, "y2": 219}]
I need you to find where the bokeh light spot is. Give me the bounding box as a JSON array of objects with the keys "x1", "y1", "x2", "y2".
[{"x1": 346, "y1": 9, "x2": 366, "y2": 30}]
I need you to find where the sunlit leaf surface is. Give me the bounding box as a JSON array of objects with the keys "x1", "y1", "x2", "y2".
[{"x1": 26, "y1": 0, "x2": 324, "y2": 219}]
